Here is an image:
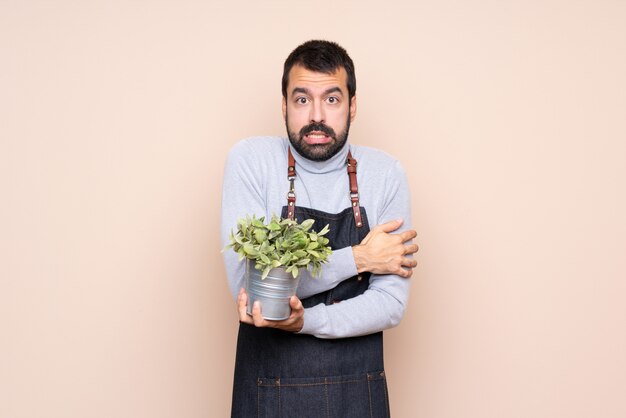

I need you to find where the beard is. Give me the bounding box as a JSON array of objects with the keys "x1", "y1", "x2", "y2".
[{"x1": 286, "y1": 114, "x2": 350, "y2": 162}]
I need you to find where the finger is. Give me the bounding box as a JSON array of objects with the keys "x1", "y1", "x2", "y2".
[
  {"x1": 239, "y1": 314, "x2": 253, "y2": 324},
  {"x1": 237, "y1": 288, "x2": 246, "y2": 309},
  {"x1": 402, "y1": 257, "x2": 418, "y2": 268},
  {"x1": 404, "y1": 243, "x2": 419, "y2": 255},
  {"x1": 238, "y1": 291, "x2": 253, "y2": 323},
  {"x1": 376, "y1": 219, "x2": 404, "y2": 233},
  {"x1": 399, "y1": 229, "x2": 418, "y2": 242},
  {"x1": 394, "y1": 266, "x2": 412, "y2": 278},
  {"x1": 251, "y1": 301, "x2": 267, "y2": 327}
]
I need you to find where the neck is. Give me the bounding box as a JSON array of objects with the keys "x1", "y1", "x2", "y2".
[{"x1": 288, "y1": 140, "x2": 350, "y2": 174}]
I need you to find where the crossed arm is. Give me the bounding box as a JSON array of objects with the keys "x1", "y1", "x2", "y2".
[{"x1": 237, "y1": 218, "x2": 418, "y2": 333}]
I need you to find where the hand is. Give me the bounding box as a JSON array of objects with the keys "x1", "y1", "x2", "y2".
[
  {"x1": 352, "y1": 219, "x2": 418, "y2": 278},
  {"x1": 237, "y1": 288, "x2": 304, "y2": 332}
]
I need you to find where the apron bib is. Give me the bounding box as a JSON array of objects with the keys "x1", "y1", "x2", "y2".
[{"x1": 231, "y1": 150, "x2": 390, "y2": 418}]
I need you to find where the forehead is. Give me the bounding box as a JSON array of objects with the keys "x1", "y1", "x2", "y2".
[{"x1": 287, "y1": 65, "x2": 348, "y2": 95}]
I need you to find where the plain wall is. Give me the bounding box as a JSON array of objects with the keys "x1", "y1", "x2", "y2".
[{"x1": 2, "y1": 1, "x2": 625, "y2": 417}]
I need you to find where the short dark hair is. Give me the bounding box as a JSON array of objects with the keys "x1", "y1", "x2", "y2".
[{"x1": 282, "y1": 40, "x2": 356, "y2": 100}]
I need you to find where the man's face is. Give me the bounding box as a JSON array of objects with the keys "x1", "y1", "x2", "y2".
[{"x1": 283, "y1": 65, "x2": 357, "y2": 161}]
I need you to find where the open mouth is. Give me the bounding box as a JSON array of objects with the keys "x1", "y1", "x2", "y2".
[{"x1": 304, "y1": 132, "x2": 332, "y2": 145}]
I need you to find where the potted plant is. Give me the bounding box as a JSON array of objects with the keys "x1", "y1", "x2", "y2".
[{"x1": 225, "y1": 215, "x2": 332, "y2": 320}]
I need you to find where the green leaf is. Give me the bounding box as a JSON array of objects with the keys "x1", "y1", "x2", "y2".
[
  {"x1": 268, "y1": 230, "x2": 281, "y2": 239},
  {"x1": 296, "y1": 258, "x2": 311, "y2": 266},
  {"x1": 254, "y1": 229, "x2": 267, "y2": 243},
  {"x1": 232, "y1": 230, "x2": 243, "y2": 244},
  {"x1": 261, "y1": 265, "x2": 271, "y2": 280},
  {"x1": 252, "y1": 219, "x2": 266, "y2": 228},
  {"x1": 286, "y1": 265, "x2": 299, "y2": 278},
  {"x1": 300, "y1": 219, "x2": 315, "y2": 231},
  {"x1": 307, "y1": 250, "x2": 320, "y2": 258},
  {"x1": 243, "y1": 243, "x2": 258, "y2": 256},
  {"x1": 318, "y1": 224, "x2": 330, "y2": 236},
  {"x1": 279, "y1": 253, "x2": 292, "y2": 265},
  {"x1": 268, "y1": 220, "x2": 281, "y2": 231}
]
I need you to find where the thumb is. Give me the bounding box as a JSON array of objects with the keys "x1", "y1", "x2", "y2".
[
  {"x1": 290, "y1": 296, "x2": 303, "y2": 310},
  {"x1": 377, "y1": 219, "x2": 404, "y2": 233}
]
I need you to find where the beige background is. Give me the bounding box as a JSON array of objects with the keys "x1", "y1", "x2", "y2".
[{"x1": 2, "y1": 1, "x2": 625, "y2": 417}]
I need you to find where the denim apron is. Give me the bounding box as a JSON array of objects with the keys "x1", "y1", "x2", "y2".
[{"x1": 231, "y1": 150, "x2": 390, "y2": 418}]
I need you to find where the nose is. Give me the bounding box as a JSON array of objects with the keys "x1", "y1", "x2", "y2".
[{"x1": 309, "y1": 100, "x2": 325, "y2": 123}]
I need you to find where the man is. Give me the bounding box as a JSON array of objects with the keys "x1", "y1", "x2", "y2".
[{"x1": 221, "y1": 40, "x2": 418, "y2": 418}]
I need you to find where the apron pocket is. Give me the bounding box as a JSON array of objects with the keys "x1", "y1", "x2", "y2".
[
  {"x1": 256, "y1": 371, "x2": 389, "y2": 418},
  {"x1": 366, "y1": 370, "x2": 390, "y2": 418}
]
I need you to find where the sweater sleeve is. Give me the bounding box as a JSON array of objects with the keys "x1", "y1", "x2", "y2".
[
  {"x1": 295, "y1": 247, "x2": 358, "y2": 299},
  {"x1": 298, "y1": 160, "x2": 413, "y2": 338},
  {"x1": 221, "y1": 141, "x2": 267, "y2": 300}
]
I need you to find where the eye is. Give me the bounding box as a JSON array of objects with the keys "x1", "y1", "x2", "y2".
[
  {"x1": 296, "y1": 97, "x2": 309, "y2": 104},
  {"x1": 327, "y1": 96, "x2": 339, "y2": 104}
]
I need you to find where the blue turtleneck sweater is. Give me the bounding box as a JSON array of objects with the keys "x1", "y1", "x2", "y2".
[{"x1": 221, "y1": 137, "x2": 413, "y2": 338}]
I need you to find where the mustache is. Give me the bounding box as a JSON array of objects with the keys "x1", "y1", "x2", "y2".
[{"x1": 299, "y1": 122, "x2": 336, "y2": 139}]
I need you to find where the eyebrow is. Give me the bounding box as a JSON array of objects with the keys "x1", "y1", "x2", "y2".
[{"x1": 291, "y1": 86, "x2": 345, "y2": 97}]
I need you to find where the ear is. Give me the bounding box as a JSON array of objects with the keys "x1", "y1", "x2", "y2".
[
  {"x1": 349, "y1": 95, "x2": 357, "y2": 122},
  {"x1": 282, "y1": 96, "x2": 287, "y2": 121}
]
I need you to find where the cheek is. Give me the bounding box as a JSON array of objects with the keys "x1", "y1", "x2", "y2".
[
  {"x1": 286, "y1": 108, "x2": 307, "y2": 128},
  {"x1": 328, "y1": 110, "x2": 349, "y2": 129}
]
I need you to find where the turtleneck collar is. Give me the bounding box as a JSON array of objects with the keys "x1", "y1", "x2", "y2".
[{"x1": 287, "y1": 139, "x2": 351, "y2": 174}]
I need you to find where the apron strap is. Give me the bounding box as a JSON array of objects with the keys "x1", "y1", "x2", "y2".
[
  {"x1": 346, "y1": 151, "x2": 363, "y2": 228},
  {"x1": 287, "y1": 148, "x2": 297, "y2": 221},
  {"x1": 286, "y1": 147, "x2": 363, "y2": 228}
]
